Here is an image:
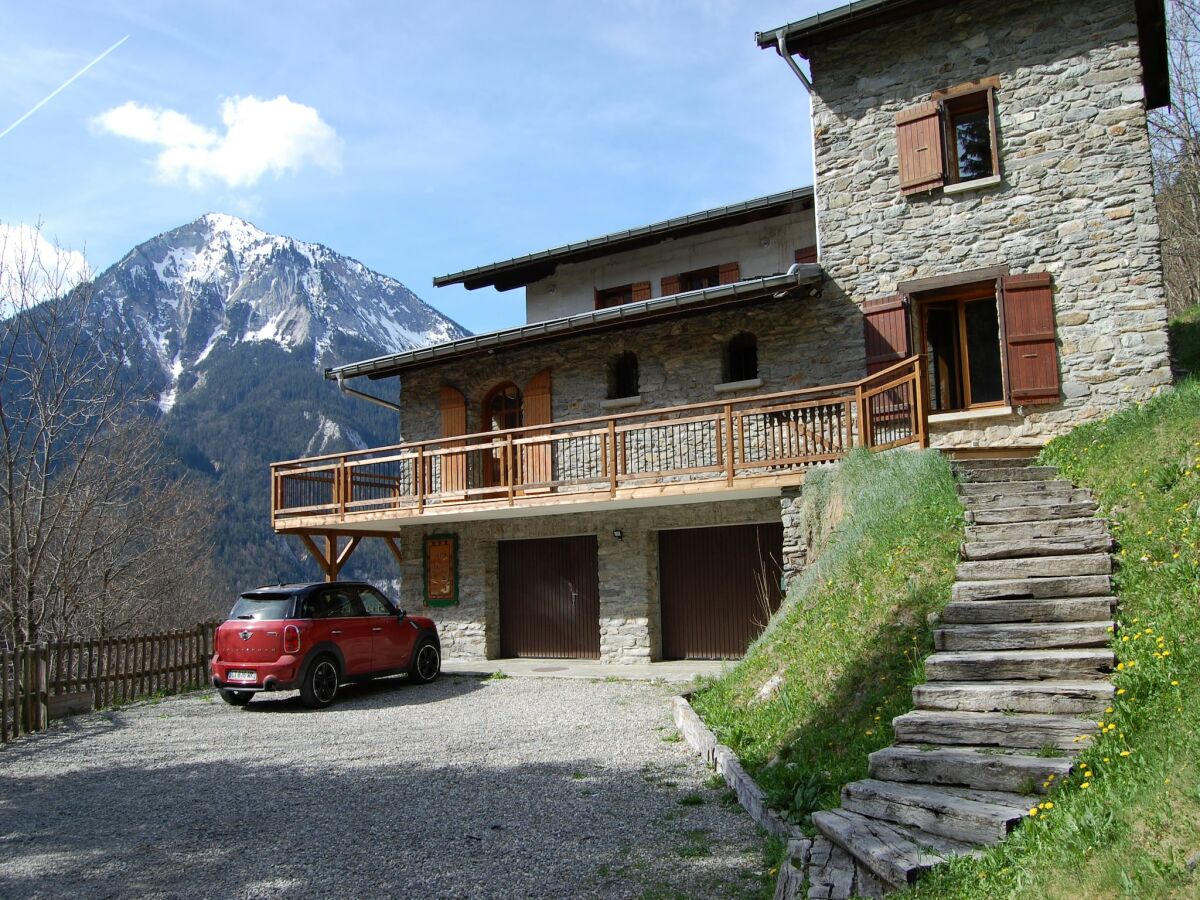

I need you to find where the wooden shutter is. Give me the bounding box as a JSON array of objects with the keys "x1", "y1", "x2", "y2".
[
  {"x1": 439, "y1": 386, "x2": 468, "y2": 495},
  {"x1": 862, "y1": 295, "x2": 911, "y2": 375},
  {"x1": 718, "y1": 262, "x2": 741, "y2": 285},
  {"x1": 523, "y1": 369, "x2": 553, "y2": 492},
  {"x1": 896, "y1": 102, "x2": 945, "y2": 195},
  {"x1": 1001, "y1": 273, "x2": 1060, "y2": 406},
  {"x1": 631, "y1": 282, "x2": 652, "y2": 303},
  {"x1": 660, "y1": 274, "x2": 681, "y2": 297},
  {"x1": 794, "y1": 246, "x2": 818, "y2": 264}
]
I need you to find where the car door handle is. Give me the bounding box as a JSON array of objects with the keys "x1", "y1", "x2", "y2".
[
  {"x1": 372, "y1": 627, "x2": 383, "y2": 632},
  {"x1": 331, "y1": 629, "x2": 342, "y2": 635}
]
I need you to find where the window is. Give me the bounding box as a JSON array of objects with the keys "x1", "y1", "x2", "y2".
[
  {"x1": 725, "y1": 333, "x2": 758, "y2": 383},
  {"x1": 896, "y1": 78, "x2": 1000, "y2": 195},
  {"x1": 595, "y1": 282, "x2": 650, "y2": 310},
  {"x1": 918, "y1": 284, "x2": 1004, "y2": 412},
  {"x1": 679, "y1": 265, "x2": 721, "y2": 292},
  {"x1": 608, "y1": 352, "x2": 639, "y2": 399},
  {"x1": 358, "y1": 587, "x2": 395, "y2": 616}
]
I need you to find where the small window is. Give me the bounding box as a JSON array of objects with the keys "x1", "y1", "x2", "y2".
[
  {"x1": 595, "y1": 282, "x2": 650, "y2": 310},
  {"x1": 896, "y1": 79, "x2": 1000, "y2": 195},
  {"x1": 679, "y1": 265, "x2": 721, "y2": 292},
  {"x1": 943, "y1": 91, "x2": 997, "y2": 184},
  {"x1": 358, "y1": 587, "x2": 395, "y2": 616},
  {"x1": 725, "y1": 333, "x2": 758, "y2": 383},
  {"x1": 608, "y1": 352, "x2": 639, "y2": 399}
]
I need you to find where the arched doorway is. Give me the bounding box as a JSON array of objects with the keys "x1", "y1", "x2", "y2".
[{"x1": 482, "y1": 381, "x2": 522, "y2": 487}]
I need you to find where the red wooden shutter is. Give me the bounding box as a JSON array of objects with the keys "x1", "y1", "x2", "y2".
[
  {"x1": 661, "y1": 275, "x2": 681, "y2": 297},
  {"x1": 1001, "y1": 273, "x2": 1060, "y2": 406},
  {"x1": 896, "y1": 102, "x2": 945, "y2": 195},
  {"x1": 718, "y1": 262, "x2": 741, "y2": 284},
  {"x1": 523, "y1": 369, "x2": 553, "y2": 492},
  {"x1": 794, "y1": 246, "x2": 818, "y2": 264},
  {"x1": 862, "y1": 295, "x2": 911, "y2": 375},
  {"x1": 439, "y1": 386, "x2": 468, "y2": 495},
  {"x1": 631, "y1": 282, "x2": 652, "y2": 302}
]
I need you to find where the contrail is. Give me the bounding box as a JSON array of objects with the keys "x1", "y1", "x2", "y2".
[{"x1": 0, "y1": 35, "x2": 130, "y2": 141}]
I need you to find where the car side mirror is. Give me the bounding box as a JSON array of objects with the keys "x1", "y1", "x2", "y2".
[{"x1": 396, "y1": 608, "x2": 407, "y2": 620}]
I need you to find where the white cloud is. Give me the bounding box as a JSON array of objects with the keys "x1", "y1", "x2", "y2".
[
  {"x1": 93, "y1": 95, "x2": 343, "y2": 188},
  {"x1": 0, "y1": 223, "x2": 92, "y2": 315}
]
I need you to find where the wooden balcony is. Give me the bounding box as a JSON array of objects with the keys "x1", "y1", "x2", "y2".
[{"x1": 271, "y1": 356, "x2": 927, "y2": 532}]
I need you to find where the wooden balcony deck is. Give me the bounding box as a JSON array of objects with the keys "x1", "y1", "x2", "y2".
[{"x1": 271, "y1": 356, "x2": 927, "y2": 533}]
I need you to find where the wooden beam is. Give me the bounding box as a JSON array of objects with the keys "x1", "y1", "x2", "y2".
[
  {"x1": 381, "y1": 535, "x2": 403, "y2": 567},
  {"x1": 334, "y1": 536, "x2": 362, "y2": 575},
  {"x1": 298, "y1": 533, "x2": 333, "y2": 579}
]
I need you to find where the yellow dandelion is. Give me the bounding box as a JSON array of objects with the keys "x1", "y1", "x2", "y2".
[
  {"x1": 1044, "y1": 801, "x2": 1054, "y2": 809},
  {"x1": 1171, "y1": 680, "x2": 1180, "y2": 686},
  {"x1": 1028, "y1": 807, "x2": 1039, "y2": 817},
  {"x1": 1117, "y1": 688, "x2": 1126, "y2": 695},
  {"x1": 1105, "y1": 707, "x2": 1114, "y2": 713},
  {"x1": 1119, "y1": 751, "x2": 1130, "y2": 757},
  {"x1": 1080, "y1": 782, "x2": 1090, "y2": 789}
]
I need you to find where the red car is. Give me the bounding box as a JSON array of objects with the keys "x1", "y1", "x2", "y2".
[{"x1": 210, "y1": 581, "x2": 441, "y2": 708}]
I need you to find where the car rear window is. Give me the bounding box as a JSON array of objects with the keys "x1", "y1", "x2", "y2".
[{"x1": 229, "y1": 592, "x2": 295, "y2": 620}]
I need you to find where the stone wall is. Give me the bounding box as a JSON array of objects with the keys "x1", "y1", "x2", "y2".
[
  {"x1": 390, "y1": 496, "x2": 798, "y2": 664},
  {"x1": 808, "y1": 0, "x2": 1173, "y2": 447},
  {"x1": 396, "y1": 295, "x2": 862, "y2": 444}
]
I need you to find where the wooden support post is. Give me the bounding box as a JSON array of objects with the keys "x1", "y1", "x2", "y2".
[
  {"x1": 299, "y1": 533, "x2": 334, "y2": 581},
  {"x1": 913, "y1": 355, "x2": 929, "y2": 448},
  {"x1": 607, "y1": 420, "x2": 618, "y2": 497},
  {"x1": 723, "y1": 405, "x2": 735, "y2": 486},
  {"x1": 381, "y1": 535, "x2": 403, "y2": 567},
  {"x1": 855, "y1": 385, "x2": 867, "y2": 449},
  {"x1": 334, "y1": 536, "x2": 362, "y2": 578},
  {"x1": 505, "y1": 434, "x2": 515, "y2": 505}
]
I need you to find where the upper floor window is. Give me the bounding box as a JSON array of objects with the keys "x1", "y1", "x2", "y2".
[
  {"x1": 896, "y1": 78, "x2": 1000, "y2": 196},
  {"x1": 725, "y1": 332, "x2": 758, "y2": 383},
  {"x1": 608, "y1": 351, "x2": 639, "y2": 399},
  {"x1": 679, "y1": 265, "x2": 721, "y2": 292},
  {"x1": 595, "y1": 281, "x2": 651, "y2": 310}
]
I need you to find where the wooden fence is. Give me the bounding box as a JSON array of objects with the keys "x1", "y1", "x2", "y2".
[{"x1": 0, "y1": 622, "x2": 220, "y2": 744}]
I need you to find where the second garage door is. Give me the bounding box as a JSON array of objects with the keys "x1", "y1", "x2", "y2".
[
  {"x1": 659, "y1": 523, "x2": 783, "y2": 660},
  {"x1": 499, "y1": 535, "x2": 600, "y2": 659}
]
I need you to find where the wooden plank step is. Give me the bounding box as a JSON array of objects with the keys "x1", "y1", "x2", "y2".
[
  {"x1": 934, "y1": 621, "x2": 1115, "y2": 651},
  {"x1": 956, "y1": 466, "x2": 1059, "y2": 483},
  {"x1": 966, "y1": 500, "x2": 1099, "y2": 525},
  {"x1": 812, "y1": 808, "x2": 976, "y2": 888},
  {"x1": 961, "y1": 533, "x2": 1112, "y2": 561},
  {"x1": 892, "y1": 710, "x2": 1099, "y2": 751},
  {"x1": 956, "y1": 554, "x2": 1111, "y2": 581},
  {"x1": 805, "y1": 837, "x2": 858, "y2": 899},
  {"x1": 958, "y1": 480, "x2": 1078, "y2": 499},
  {"x1": 952, "y1": 574, "x2": 1111, "y2": 601},
  {"x1": 965, "y1": 518, "x2": 1107, "y2": 542},
  {"x1": 869, "y1": 745, "x2": 1074, "y2": 794},
  {"x1": 913, "y1": 679, "x2": 1115, "y2": 714},
  {"x1": 925, "y1": 648, "x2": 1115, "y2": 682},
  {"x1": 840, "y1": 779, "x2": 1027, "y2": 844},
  {"x1": 941, "y1": 597, "x2": 1117, "y2": 625},
  {"x1": 951, "y1": 457, "x2": 1035, "y2": 470}
]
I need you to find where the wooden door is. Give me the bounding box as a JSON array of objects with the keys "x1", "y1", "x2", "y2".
[
  {"x1": 499, "y1": 536, "x2": 600, "y2": 659},
  {"x1": 659, "y1": 523, "x2": 783, "y2": 660}
]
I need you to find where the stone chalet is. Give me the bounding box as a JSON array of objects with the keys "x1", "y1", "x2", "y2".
[{"x1": 270, "y1": 0, "x2": 1172, "y2": 665}]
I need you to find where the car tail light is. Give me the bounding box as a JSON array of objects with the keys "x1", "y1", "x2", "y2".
[{"x1": 283, "y1": 624, "x2": 301, "y2": 654}]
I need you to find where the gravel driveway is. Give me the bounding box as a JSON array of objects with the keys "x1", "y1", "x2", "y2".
[{"x1": 0, "y1": 675, "x2": 768, "y2": 899}]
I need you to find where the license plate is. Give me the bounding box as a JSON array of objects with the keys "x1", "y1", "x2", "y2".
[{"x1": 228, "y1": 670, "x2": 256, "y2": 682}]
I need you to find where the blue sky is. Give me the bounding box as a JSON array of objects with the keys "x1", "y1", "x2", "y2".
[{"x1": 1, "y1": 1, "x2": 825, "y2": 334}]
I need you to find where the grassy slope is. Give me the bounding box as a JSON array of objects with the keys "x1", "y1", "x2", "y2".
[
  {"x1": 690, "y1": 448, "x2": 963, "y2": 828},
  {"x1": 913, "y1": 313, "x2": 1200, "y2": 898}
]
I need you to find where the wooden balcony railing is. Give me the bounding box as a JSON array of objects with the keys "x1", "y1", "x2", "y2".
[{"x1": 271, "y1": 356, "x2": 927, "y2": 526}]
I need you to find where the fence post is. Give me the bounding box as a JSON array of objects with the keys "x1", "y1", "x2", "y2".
[{"x1": 35, "y1": 645, "x2": 48, "y2": 731}]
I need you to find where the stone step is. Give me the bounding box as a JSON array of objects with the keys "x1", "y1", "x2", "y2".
[
  {"x1": 805, "y1": 836, "x2": 890, "y2": 899},
  {"x1": 952, "y1": 574, "x2": 1111, "y2": 601},
  {"x1": 934, "y1": 621, "x2": 1115, "y2": 651},
  {"x1": 958, "y1": 480, "x2": 1079, "y2": 500},
  {"x1": 941, "y1": 597, "x2": 1117, "y2": 625},
  {"x1": 951, "y1": 457, "x2": 1037, "y2": 470},
  {"x1": 961, "y1": 533, "x2": 1113, "y2": 561},
  {"x1": 966, "y1": 500, "x2": 1100, "y2": 525},
  {"x1": 812, "y1": 808, "x2": 977, "y2": 889},
  {"x1": 892, "y1": 710, "x2": 1099, "y2": 751},
  {"x1": 964, "y1": 517, "x2": 1108, "y2": 542},
  {"x1": 956, "y1": 554, "x2": 1112, "y2": 582},
  {"x1": 913, "y1": 679, "x2": 1115, "y2": 714},
  {"x1": 840, "y1": 779, "x2": 1028, "y2": 845},
  {"x1": 924, "y1": 648, "x2": 1115, "y2": 682},
  {"x1": 957, "y1": 465, "x2": 1059, "y2": 484},
  {"x1": 868, "y1": 745, "x2": 1074, "y2": 794}
]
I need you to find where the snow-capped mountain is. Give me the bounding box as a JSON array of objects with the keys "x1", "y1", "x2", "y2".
[{"x1": 91, "y1": 212, "x2": 467, "y2": 412}]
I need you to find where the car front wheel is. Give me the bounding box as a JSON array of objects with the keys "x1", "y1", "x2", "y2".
[
  {"x1": 219, "y1": 689, "x2": 253, "y2": 707},
  {"x1": 409, "y1": 640, "x2": 440, "y2": 684},
  {"x1": 300, "y1": 656, "x2": 340, "y2": 709}
]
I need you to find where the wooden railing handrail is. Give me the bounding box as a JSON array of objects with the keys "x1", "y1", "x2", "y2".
[{"x1": 272, "y1": 355, "x2": 924, "y2": 470}]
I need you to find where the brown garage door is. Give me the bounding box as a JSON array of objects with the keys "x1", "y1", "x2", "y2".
[
  {"x1": 659, "y1": 523, "x2": 783, "y2": 660},
  {"x1": 499, "y1": 535, "x2": 600, "y2": 659}
]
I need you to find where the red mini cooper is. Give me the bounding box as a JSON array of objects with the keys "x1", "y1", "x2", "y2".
[{"x1": 210, "y1": 581, "x2": 441, "y2": 709}]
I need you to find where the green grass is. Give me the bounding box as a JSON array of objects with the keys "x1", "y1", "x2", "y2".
[
  {"x1": 910, "y1": 362, "x2": 1200, "y2": 894},
  {"x1": 690, "y1": 448, "x2": 963, "y2": 828},
  {"x1": 1169, "y1": 302, "x2": 1200, "y2": 376}
]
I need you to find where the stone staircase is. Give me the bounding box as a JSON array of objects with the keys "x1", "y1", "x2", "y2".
[{"x1": 802, "y1": 458, "x2": 1116, "y2": 897}]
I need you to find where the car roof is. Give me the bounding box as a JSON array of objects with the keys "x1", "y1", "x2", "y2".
[{"x1": 242, "y1": 581, "x2": 376, "y2": 595}]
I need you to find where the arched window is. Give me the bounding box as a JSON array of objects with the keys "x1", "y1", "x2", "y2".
[
  {"x1": 483, "y1": 382, "x2": 522, "y2": 432},
  {"x1": 725, "y1": 333, "x2": 758, "y2": 382},
  {"x1": 608, "y1": 352, "x2": 639, "y2": 399}
]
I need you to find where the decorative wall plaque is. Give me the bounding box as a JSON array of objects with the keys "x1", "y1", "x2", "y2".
[{"x1": 423, "y1": 534, "x2": 458, "y2": 606}]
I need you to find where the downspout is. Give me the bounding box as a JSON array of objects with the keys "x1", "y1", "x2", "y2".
[
  {"x1": 336, "y1": 374, "x2": 402, "y2": 413},
  {"x1": 774, "y1": 33, "x2": 822, "y2": 264},
  {"x1": 775, "y1": 33, "x2": 813, "y2": 93}
]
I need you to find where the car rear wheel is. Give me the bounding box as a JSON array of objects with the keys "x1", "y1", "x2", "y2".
[
  {"x1": 300, "y1": 656, "x2": 340, "y2": 709},
  {"x1": 409, "y1": 640, "x2": 441, "y2": 684},
  {"x1": 219, "y1": 689, "x2": 253, "y2": 707}
]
